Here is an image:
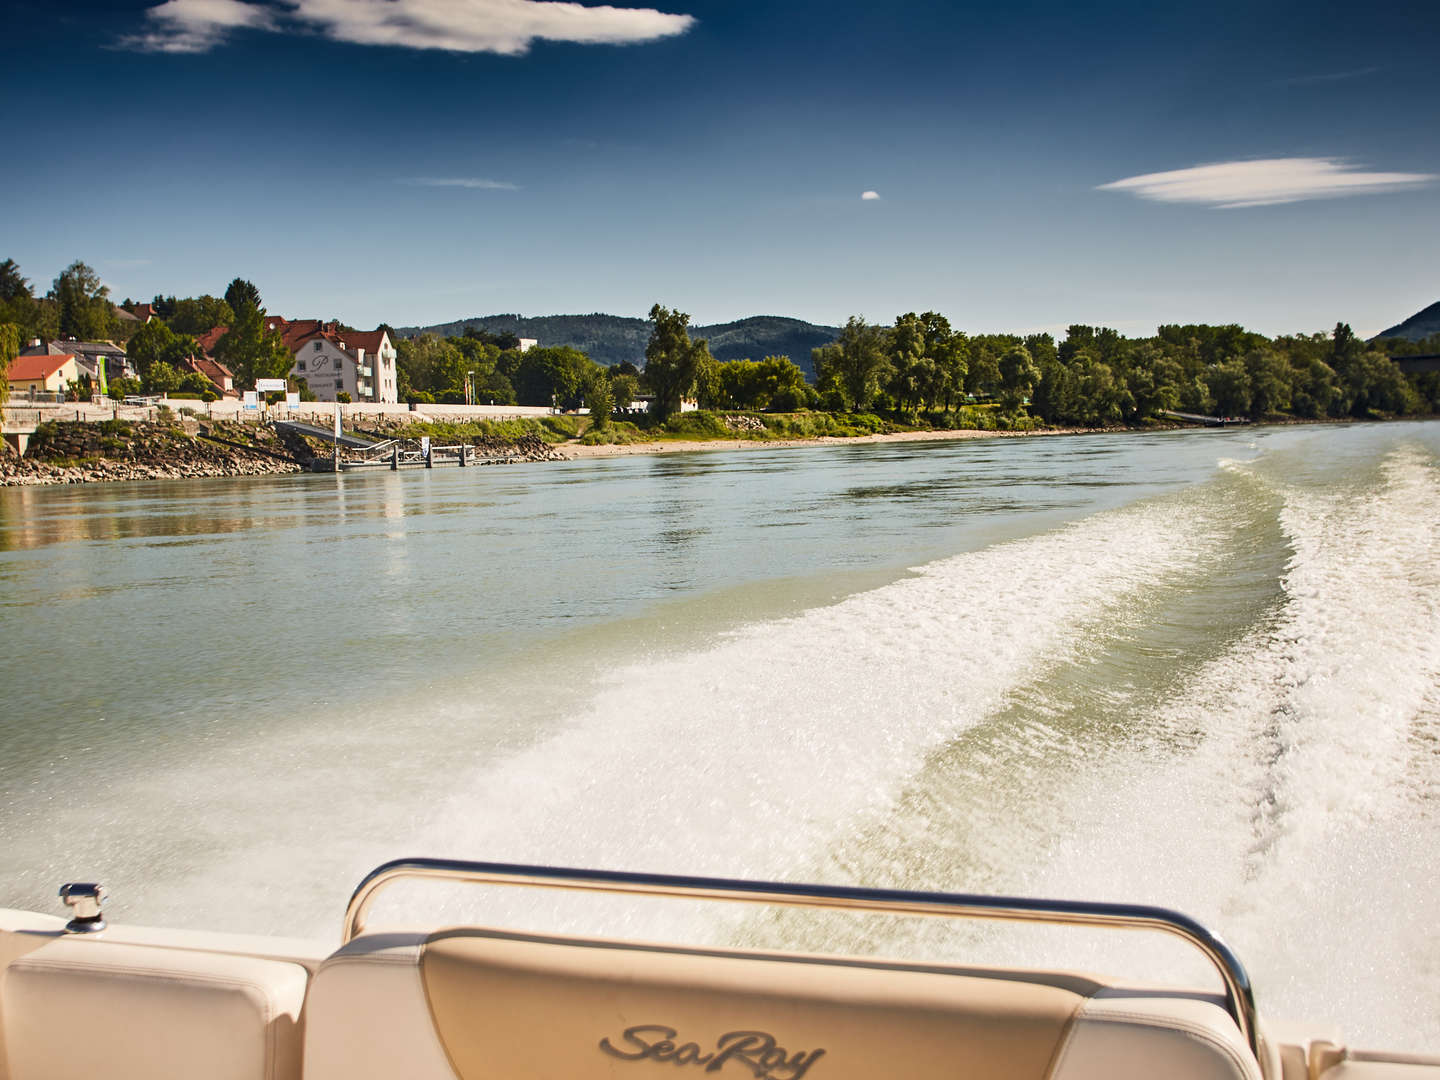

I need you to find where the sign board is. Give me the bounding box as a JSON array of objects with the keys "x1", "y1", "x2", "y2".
[
  {"x1": 285, "y1": 392, "x2": 299, "y2": 408},
  {"x1": 255, "y1": 378, "x2": 287, "y2": 392},
  {"x1": 420, "y1": 436, "x2": 431, "y2": 457},
  {"x1": 242, "y1": 391, "x2": 259, "y2": 411}
]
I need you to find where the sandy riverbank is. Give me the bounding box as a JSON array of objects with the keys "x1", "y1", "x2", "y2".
[{"x1": 552, "y1": 425, "x2": 1086, "y2": 459}]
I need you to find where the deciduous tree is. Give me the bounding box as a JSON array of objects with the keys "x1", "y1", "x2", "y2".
[
  {"x1": 644, "y1": 304, "x2": 711, "y2": 419},
  {"x1": 50, "y1": 261, "x2": 114, "y2": 341}
]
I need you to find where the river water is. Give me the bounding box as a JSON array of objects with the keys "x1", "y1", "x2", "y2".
[{"x1": 2, "y1": 422, "x2": 1437, "y2": 1050}]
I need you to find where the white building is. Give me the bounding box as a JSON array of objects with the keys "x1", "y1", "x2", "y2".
[{"x1": 264, "y1": 320, "x2": 399, "y2": 403}]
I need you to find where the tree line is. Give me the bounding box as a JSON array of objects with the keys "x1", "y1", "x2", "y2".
[{"x1": 3, "y1": 252, "x2": 1435, "y2": 426}]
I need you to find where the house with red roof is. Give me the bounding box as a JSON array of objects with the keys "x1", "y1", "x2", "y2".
[
  {"x1": 8, "y1": 353, "x2": 81, "y2": 395},
  {"x1": 180, "y1": 355, "x2": 239, "y2": 398},
  {"x1": 197, "y1": 317, "x2": 398, "y2": 402}
]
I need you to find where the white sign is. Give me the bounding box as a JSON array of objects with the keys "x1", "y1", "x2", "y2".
[
  {"x1": 420, "y1": 436, "x2": 431, "y2": 457},
  {"x1": 285, "y1": 392, "x2": 299, "y2": 408},
  {"x1": 242, "y1": 391, "x2": 259, "y2": 410},
  {"x1": 255, "y1": 378, "x2": 287, "y2": 392}
]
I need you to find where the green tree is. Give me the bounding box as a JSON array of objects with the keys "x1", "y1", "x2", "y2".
[
  {"x1": 814, "y1": 316, "x2": 888, "y2": 411},
  {"x1": 50, "y1": 261, "x2": 114, "y2": 341},
  {"x1": 584, "y1": 370, "x2": 613, "y2": 429},
  {"x1": 609, "y1": 372, "x2": 640, "y2": 412},
  {"x1": 224, "y1": 278, "x2": 262, "y2": 315},
  {"x1": 512, "y1": 346, "x2": 597, "y2": 408},
  {"x1": 144, "y1": 361, "x2": 182, "y2": 394},
  {"x1": 0, "y1": 260, "x2": 29, "y2": 303},
  {"x1": 998, "y1": 345, "x2": 1039, "y2": 411},
  {"x1": 0, "y1": 321, "x2": 18, "y2": 410},
  {"x1": 644, "y1": 304, "x2": 712, "y2": 419},
  {"x1": 1206, "y1": 359, "x2": 1252, "y2": 418},
  {"x1": 887, "y1": 313, "x2": 934, "y2": 413},
  {"x1": 128, "y1": 319, "x2": 200, "y2": 379},
  {"x1": 214, "y1": 302, "x2": 293, "y2": 387},
  {"x1": 169, "y1": 296, "x2": 234, "y2": 336}
]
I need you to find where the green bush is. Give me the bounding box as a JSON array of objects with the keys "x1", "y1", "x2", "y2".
[
  {"x1": 662, "y1": 411, "x2": 732, "y2": 438},
  {"x1": 579, "y1": 422, "x2": 647, "y2": 445}
]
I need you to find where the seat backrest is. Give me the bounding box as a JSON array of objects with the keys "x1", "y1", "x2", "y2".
[
  {"x1": 303, "y1": 926, "x2": 1263, "y2": 1080},
  {"x1": 0, "y1": 911, "x2": 309, "y2": 1080}
]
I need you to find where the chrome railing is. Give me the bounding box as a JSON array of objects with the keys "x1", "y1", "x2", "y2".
[{"x1": 343, "y1": 857, "x2": 1260, "y2": 1057}]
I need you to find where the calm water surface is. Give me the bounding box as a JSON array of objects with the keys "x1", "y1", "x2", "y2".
[{"x1": 2, "y1": 422, "x2": 1437, "y2": 1049}]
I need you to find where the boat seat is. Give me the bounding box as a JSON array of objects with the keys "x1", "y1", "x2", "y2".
[
  {"x1": 303, "y1": 926, "x2": 1262, "y2": 1080},
  {"x1": 0, "y1": 918, "x2": 307, "y2": 1080}
]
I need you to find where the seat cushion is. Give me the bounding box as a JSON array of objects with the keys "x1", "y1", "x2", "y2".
[{"x1": 3, "y1": 937, "x2": 307, "y2": 1080}]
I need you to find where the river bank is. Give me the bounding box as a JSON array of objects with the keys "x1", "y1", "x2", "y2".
[
  {"x1": 0, "y1": 418, "x2": 304, "y2": 486},
  {"x1": 553, "y1": 425, "x2": 1085, "y2": 459},
  {"x1": 0, "y1": 416, "x2": 1092, "y2": 485}
]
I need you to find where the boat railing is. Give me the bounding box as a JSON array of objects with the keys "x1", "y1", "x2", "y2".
[{"x1": 342, "y1": 856, "x2": 1260, "y2": 1058}]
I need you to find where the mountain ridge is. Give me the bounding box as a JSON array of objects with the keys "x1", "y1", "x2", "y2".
[
  {"x1": 394, "y1": 313, "x2": 841, "y2": 376},
  {"x1": 1374, "y1": 300, "x2": 1440, "y2": 342}
]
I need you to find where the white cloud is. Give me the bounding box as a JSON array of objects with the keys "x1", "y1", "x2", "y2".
[
  {"x1": 1098, "y1": 157, "x2": 1435, "y2": 209},
  {"x1": 290, "y1": 0, "x2": 694, "y2": 53},
  {"x1": 127, "y1": 0, "x2": 695, "y2": 54},
  {"x1": 120, "y1": 0, "x2": 274, "y2": 53},
  {"x1": 860, "y1": 190, "x2": 881, "y2": 201},
  {"x1": 403, "y1": 176, "x2": 520, "y2": 189}
]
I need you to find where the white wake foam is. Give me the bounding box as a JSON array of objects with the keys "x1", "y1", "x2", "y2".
[
  {"x1": 377, "y1": 487, "x2": 1233, "y2": 935},
  {"x1": 1013, "y1": 443, "x2": 1440, "y2": 1049}
]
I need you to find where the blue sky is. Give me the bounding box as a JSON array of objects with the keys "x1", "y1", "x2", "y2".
[{"x1": 3, "y1": 0, "x2": 1438, "y2": 337}]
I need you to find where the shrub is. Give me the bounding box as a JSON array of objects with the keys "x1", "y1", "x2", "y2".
[{"x1": 337, "y1": 391, "x2": 352, "y2": 403}]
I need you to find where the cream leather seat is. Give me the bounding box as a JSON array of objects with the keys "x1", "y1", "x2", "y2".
[
  {"x1": 0, "y1": 910, "x2": 309, "y2": 1080},
  {"x1": 303, "y1": 926, "x2": 1261, "y2": 1080}
]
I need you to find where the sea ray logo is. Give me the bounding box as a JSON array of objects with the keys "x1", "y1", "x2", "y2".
[{"x1": 599, "y1": 1025, "x2": 826, "y2": 1079}]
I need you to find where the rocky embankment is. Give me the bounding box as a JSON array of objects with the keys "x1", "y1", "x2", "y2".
[{"x1": 1, "y1": 419, "x2": 305, "y2": 487}]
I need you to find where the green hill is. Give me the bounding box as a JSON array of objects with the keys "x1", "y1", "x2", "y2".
[
  {"x1": 1374, "y1": 300, "x2": 1440, "y2": 342},
  {"x1": 395, "y1": 313, "x2": 841, "y2": 379}
]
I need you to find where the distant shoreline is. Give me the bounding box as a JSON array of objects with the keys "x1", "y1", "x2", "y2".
[{"x1": 552, "y1": 426, "x2": 1088, "y2": 459}]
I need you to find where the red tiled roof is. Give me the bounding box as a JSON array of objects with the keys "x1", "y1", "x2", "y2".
[
  {"x1": 197, "y1": 316, "x2": 387, "y2": 358},
  {"x1": 9, "y1": 354, "x2": 76, "y2": 381},
  {"x1": 196, "y1": 326, "x2": 228, "y2": 354},
  {"x1": 339, "y1": 330, "x2": 386, "y2": 355}
]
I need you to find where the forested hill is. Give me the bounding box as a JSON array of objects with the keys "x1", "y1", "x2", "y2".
[
  {"x1": 1374, "y1": 300, "x2": 1440, "y2": 342},
  {"x1": 395, "y1": 313, "x2": 840, "y2": 375}
]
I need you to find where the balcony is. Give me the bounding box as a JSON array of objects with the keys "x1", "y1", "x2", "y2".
[{"x1": 357, "y1": 365, "x2": 373, "y2": 378}]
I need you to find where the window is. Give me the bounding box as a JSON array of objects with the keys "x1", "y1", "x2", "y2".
[
  {"x1": 313, "y1": 341, "x2": 322, "y2": 352},
  {"x1": 297, "y1": 359, "x2": 306, "y2": 371}
]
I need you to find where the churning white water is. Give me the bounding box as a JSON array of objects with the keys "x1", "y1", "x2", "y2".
[{"x1": 2, "y1": 422, "x2": 1437, "y2": 1051}]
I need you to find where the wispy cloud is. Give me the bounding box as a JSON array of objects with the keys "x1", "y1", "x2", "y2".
[
  {"x1": 120, "y1": 0, "x2": 274, "y2": 53},
  {"x1": 860, "y1": 190, "x2": 881, "y2": 201},
  {"x1": 402, "y1": 176, "x2": 520, "y2": 190},
  {"x1": 1098, "y1": 157, "x2": 1436, "y2": 209},
  {"x1": 123, "y1": 0, "x2": 695, "y2": 55},
  {"x1": 1277, "y1": 65, "x2": 1381, "y2": 86}
]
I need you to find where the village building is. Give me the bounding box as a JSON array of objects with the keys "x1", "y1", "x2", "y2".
[
  {"x1": 7, "y1": 353, "x2": 80, "y2": 396},
  {"x1": 18, "y1": 338, "x2": 135, "y2": 384},
  {"x1": 196, "y1": 317, "x2": 399, "y2": 403},
  {"x1": 180, "y1": 355, "x2": 240, "y2": 398}
]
